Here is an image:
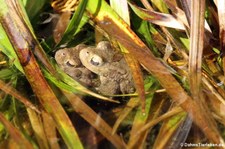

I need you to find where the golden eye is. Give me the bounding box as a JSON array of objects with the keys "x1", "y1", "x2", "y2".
[{"x1": 90, "y1": 54, "x2": 103, "y2": 66}]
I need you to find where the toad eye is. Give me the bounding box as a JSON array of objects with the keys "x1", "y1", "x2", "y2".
[
  {"x1": 90, "y1": 54, "x2": 103, "y2": 66},
  {"x1": 62, "y1": 52, "x2": 66, "y2": 56}
]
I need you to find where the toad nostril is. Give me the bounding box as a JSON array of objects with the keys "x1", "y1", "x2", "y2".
[{"x1": 86, "y1": 51, "x2": 89, "y2": 55}]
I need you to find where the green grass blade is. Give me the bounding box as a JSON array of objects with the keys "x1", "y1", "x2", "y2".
[
  {"x1": 23, "y1": 0, "x2": 47, "y2": 20},
  {"x1": 0, "y1": 25, "x2": 24, "y2": 73},
  {"x1": 58, "y1": 0, "x2": 88, "y2": 46}
]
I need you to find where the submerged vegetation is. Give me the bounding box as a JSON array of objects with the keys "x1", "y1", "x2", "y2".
[{"x1": 0, "y1": 0, "x2": 225, "y2": 148}]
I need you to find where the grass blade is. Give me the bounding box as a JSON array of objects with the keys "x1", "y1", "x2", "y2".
[
  {"x1": 0, "y1": 24, "x2": 24, "y2": 73},
  {"x1": 64, "y1": 92, "x2": 126, "y2": 149},
  {"x1": 24, "y1": 0, "x2": 47, "y2": 20},
  {"x1": 42, "y1": 110, "x2": 61, "y2": 149},
  {"x1": 164, "y1": 0, "x2": 189, "y2": 28},
  {"x1": 0, "y1": 79, "x2": 39, "y2": 113},
  {"x1": 58, "y1": 0, "x2": 88, "y2": 45},
  {"x1": 0, "y1": 1, "x2": 83, "y2": 148},
  {"x1": 27, "y1": 109, "x2": 50, "y2": 149},
  {"x1": 127, "y1": 93, "x2": 153, "y2": 148},
  {"x1": 112, "y1": 98, "x2": 139, "y2": 134},
  {"x1": 128, "y1": 2, "x2": 185, "y2": 30},
  {"x1": 151, "y1": 0, "x2": 169, "y2": 13},
  {"x1": 137, "y1": 107, "x2": 183, "y2": 135},
  {"x1": 189, "y1": 0, "x2": 205, "y2": 98},
  {"x1": 215, "y1": 0, "x2": 225, "y2": 77},
  {"x1": 0, "y1": 112, "x2": 34, "y2": 149},
  {"x1": 152, "y1": 109, "x2": 188, "y2": 149},
  {"x1": 110, "y1": 0, "x2": 130, "y2": 25}
]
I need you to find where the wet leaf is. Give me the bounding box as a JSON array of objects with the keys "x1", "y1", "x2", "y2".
[
  {"x1": 124, "y1": 52, "x2": 146, "y2": 111},
  {"x1": 128, "y1": 2, "x2": 185, "y2": 30}
]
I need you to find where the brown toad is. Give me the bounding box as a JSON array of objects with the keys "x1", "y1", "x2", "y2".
[
  {"x1": 55, "y1": 44, "x2": 98, "y2": 87},
  {"x1": 79, "y1": 41, "x2": 135, "y2": 95}
]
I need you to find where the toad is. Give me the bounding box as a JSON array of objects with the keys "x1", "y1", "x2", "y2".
[
  {"x1": 79, "y1": 41, "x2": 135, "y2": 95},
  {"x1": 55, "y1": 44, "x2": 99, "y2": 87}
]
